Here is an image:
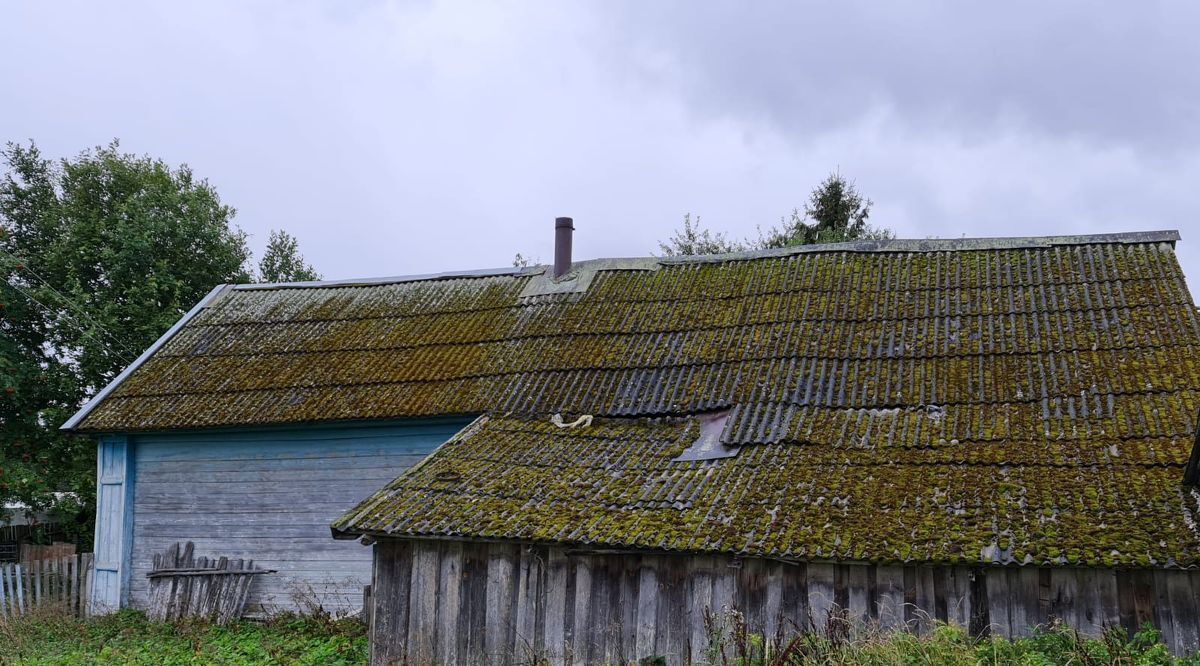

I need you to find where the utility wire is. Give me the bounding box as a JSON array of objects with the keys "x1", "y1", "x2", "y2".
[
  {"x1": 3, "y1": 271, "x2": 138, "y2": 366},
  {"x1": 0, "y1": 247, "x2": 142, "y2": 362},
  {"x1": 0, "y1": 247, "x2": 142, "y2": 354}
]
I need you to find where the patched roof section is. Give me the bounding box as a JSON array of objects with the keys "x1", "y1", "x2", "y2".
[
  {"x1": 333, "y1": 414, "x2": 1200, "y2": 568},
  {"x1": 70, "y1": 231, "x2": 1200, "y2": 437}
]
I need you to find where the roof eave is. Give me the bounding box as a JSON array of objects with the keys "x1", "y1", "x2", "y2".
[{"x1": 59, "y1": 283, "x2": 232, "y2": 433}]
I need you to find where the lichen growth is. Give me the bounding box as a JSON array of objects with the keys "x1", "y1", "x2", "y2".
[
  {"x1": 78, "y1": 242, "x2": 1200, "y2": 433},
  {"x1": 334, "y1": 413, "x2": 1200, "y2": 568},
  {"x1": 73, "y1": 241, "x2": 1200, "y2": 567}
]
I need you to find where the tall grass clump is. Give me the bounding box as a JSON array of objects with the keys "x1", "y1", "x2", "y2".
[
  {"x1": 4, "y1": 603, "x2": 1200, "y2": 665},
  {"x1": 0, "y1": 605, "x2": 367, "y2": 665},
  {"x1": 696, "y1": 606, "x2": 1200, "y2": 666}
]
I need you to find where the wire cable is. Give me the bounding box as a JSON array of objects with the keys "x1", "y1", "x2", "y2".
[
  {"x1": 0, "y1": 248, "x2": 142, "y2": 362},
  {"x1": 3, "y1": 276, "x2": 137, "y2": 365}
]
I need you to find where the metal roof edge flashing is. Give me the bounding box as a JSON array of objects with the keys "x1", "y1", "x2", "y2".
[
  {"x1": 518, "y1": 231, "x2": 1181, "y2": 293},
  {"x1": 234, "y1": 265, "x2": 542, "y2": 291},
  {"x1": 658, "y1": 229, "x2": 1181, "y2": 266},
  {"x1": 60, "y1": 284, "x2": 233, "y2": 432},
  {"x1": 519, "y1": 257, "x2": 662, "y2": 298},
  {"x1": 234, "y1": 231, "x2": 1181, "y2": 295}
]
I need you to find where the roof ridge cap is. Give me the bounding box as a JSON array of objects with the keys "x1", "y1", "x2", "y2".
[
  {"x1": 657, "y1": 229, "x2": 1180, "y2": 265},
  {"x1": 231, "y1": 229, "x2": 1180, "y2": 292}
]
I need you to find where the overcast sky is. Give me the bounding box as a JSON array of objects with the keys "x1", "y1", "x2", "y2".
[{"x1": 2, "y1": 1, "x2": 1198, "y2": 296}]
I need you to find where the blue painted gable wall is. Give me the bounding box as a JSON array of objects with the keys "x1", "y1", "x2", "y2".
[{"x1": 90, "y1": 417, "x2": 471, "y2": 615}]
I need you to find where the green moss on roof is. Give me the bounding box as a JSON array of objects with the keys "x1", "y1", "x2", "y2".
[
  {"x1": 334, "y1": 413, "x2": 1200, "y2": 568},
  {"x1": 70, "y1": 235, "x2": 1200, "y2": 566},
  {"x1": 76, "y1": 241, "x2": 1200, "y2": 433}
]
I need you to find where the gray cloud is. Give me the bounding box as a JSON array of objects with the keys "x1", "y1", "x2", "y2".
[
  {"x1": 608, "y1": 1, "x2": 1200, "y2": 150},
  {"x1": 1, "y1": 0, "x2": 1196, "y2": 297}
]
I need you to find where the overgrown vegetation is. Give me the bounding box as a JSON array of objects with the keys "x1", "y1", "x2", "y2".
[
  {"x1": 657, "y1": 171, "x2": 892, "y2": 257},
  {"x1": 4, "y1": 606, "x2": 1199, "y2": 665},
  {"x1": 695, "y1": 607, "x2": 1200, "y2": 666},
  {"x1": 0, "y1": 608, "x2": 365, "y2": 665}
]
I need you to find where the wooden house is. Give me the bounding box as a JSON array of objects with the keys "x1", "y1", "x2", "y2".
[
  {"x1": 67, "y1": 227, "x2": 1200, "y2": 662},
  {"x1": 63, "y1": 283, "x2": 479, "y2": 613}
]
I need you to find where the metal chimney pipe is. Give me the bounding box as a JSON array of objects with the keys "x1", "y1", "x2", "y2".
[{"x1": 553, "y1": 217, "x2": 574, "y2": 279}]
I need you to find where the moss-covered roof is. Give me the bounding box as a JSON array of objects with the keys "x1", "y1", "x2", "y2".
[
  {"x1": 69, "y1": 231, "x2": 1200, "y2": 565},
  {"x1": 333, "y1": 414, "x2": 1200, "y2": 567},
  {"x1": 70, "y1": 232, "x2": 1199, "y2": 437}
]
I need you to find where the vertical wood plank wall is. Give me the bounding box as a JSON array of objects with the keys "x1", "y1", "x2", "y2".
[
  {"x1": 370, "y1": 539, "x2": 1200, "y2": 665},
  {"x1": 90, "y1": 435, "x2": 134, "y2": 614}
]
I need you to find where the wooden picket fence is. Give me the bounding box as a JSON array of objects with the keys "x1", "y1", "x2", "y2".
[
  {"x1": 0, "y1": 553, "x2": 93, "y2": 617},
  {"x1": 147, "y1": 542, "x2": 274, "y2": 624}
]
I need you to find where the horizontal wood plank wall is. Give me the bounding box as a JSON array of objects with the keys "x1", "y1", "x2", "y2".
[
  {"x1": 127, "y1": 419, "x2": 470, "y2": 615},
  {"x1": 371, "y1": 539, "x2": 1200, "y2": 665}
]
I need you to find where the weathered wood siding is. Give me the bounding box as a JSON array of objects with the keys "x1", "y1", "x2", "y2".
[
  {"x1": 91, "y1": 435, "x2": 134, "y2": 614},
  {"x1": 370, "y1": 539, "x2": 1200, "y2": 665},
  {"x1": 126, "y1": 419, "x2": 469, "y2": 614}
]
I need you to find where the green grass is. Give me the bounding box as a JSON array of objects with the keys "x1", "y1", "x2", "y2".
[
  {"x1": 0, "y1": 609, "x2": 366, "y2": 666},
  {"x1": 2, "y1": 609, "x2": 1199, "y2": 665},
  {"x1": 697, "y1": 618, "x2": 1200, "y2": 666}
]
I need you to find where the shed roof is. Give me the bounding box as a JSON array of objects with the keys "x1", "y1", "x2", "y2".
[
  {"x1": 333, "y1": 413, "x2": 1200, "y2": 567},
  {"x1": 65, "y1": 230, "x2": 1200, "y2": 566}
]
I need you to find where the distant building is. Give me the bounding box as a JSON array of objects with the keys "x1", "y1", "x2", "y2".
[{"x1": 1, "y1": 500, "x2": 60, "y2": 562}]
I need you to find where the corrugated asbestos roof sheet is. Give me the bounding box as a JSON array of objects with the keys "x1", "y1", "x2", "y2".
[
  {"x1": 72, "y1": 232, "x2": 1200, "y2": 436},
  {"x1": 70, "y1": 231, "x2": 1200, "y2": 565},
  {"x1": 333, "y1": 414, "x2": 1200, "y2": 567}
]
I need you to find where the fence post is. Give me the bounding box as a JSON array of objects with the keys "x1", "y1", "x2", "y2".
[
  {"x1": 14, "y1": 563, "x2": 24, "y2": 614},
  {"x1": 47, "y1": 558, "x2": 55, "y2": 603},
  {"x1": 34, "y1": 559, "x2": 43, "y2": 607},
  {"x1": 69, "y1": 554, "x2": 77, "y2": 613},
  {"x1": 0, "y1": 563, "x2": 8, "y2": 616},
  {"x1": 0, "y1": 554, "x2": 98, "y2": 617},
  {"x1": 82, "y1": 553, "x2": 93, "y2": 617}
]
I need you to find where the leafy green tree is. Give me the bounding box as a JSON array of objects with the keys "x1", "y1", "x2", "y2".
[
  {"x1": 756, "y1": 172, "x2": 892, "y2": 248},
  {"x1": 2, "y1": 141, "x2": 252, "y2": 394},
  {"x1": 0, "y1": 140, "x2": 314, "y2": 544},
  {"x1": 259, "y1": 230, "x2": 321, "y2": 282},
  {"x1": 657, "y1": 172, "x2": 892, "y2": 255},
  {"x1": 657, "y1": 213, "x2": 746, "y2": 256},
  {"x1": 0, "y1": 249, "x2": 83, "y2": 529}
]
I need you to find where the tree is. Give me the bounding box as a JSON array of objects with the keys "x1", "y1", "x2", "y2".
[
  {"x1": 0, "y1": 140, "x2": 316, "y2": 545},
  {"x1": 259, "y1": 230, "x2": 321, "y2": 282},
  {"x1": 657, "y1": 213, "x2": 746, "y2": 256},
  {"x1": 657, "y1": 171, "x2": 893, "y2": 255},
  {"x1": 0, "y1": 248, "x2": 83, "y2": 530},
  {"x1": 1, "y1": 141, "x2": 253, "y2": 395},
  {"x1": 757, "y1": 172, "x2": 892, "y2": 248}
]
